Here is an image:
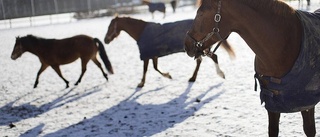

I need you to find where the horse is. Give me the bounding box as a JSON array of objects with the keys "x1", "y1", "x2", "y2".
[
  {"x1": 170, "y1": 0, "x2": 177, "y2": 13},
  {"x1": 184, "y1": 0, "x2": 319, "y2": 136},
  {"x1": 11, "y1": 35, "x2": 114, "y2": 88},
  {"x1": 299, "y1": 0, "x2": 311, "y2": 6},
  {"x1": 104, "y1": 16, "x2": 235, "y2": 88},
  {"x1": 142, "y1": 0, "x2": 166, "y2": 19}
]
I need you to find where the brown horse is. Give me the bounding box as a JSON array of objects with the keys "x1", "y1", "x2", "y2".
[
  {"x1": 11, "y1": 35, "x2": 114, "y2": 88},
  {"x1": 104, "y1": 16, "x2": 235, "y2": 88},
  {"x1": 185, "y1": 0, "x2": 319, "y2": 136}
]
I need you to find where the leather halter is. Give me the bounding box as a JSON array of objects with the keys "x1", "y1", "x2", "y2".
[{"x1": 187, "y1": 0, "x2": 224, "y2": 59}]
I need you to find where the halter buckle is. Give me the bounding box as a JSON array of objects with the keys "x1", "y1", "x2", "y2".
[
  {"x1": 214, "y1": 14, "x2": 221, "y2": 22},
  {"x1": 213, "y1": 28, "x2": 220, "y2": 33},
  {"x1": 195, "y1": 42, "x2": 203, "y2": 48}
]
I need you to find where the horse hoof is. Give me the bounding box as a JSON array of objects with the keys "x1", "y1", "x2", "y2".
[
  {"x1": 164, "y1": 73, "x2": 172, "y2": 79},
  {"x1": 218, "y1": 72, "x2": 225, "y2": 79},
  {"x1": 104, "y1": 74, "x2": 109, "y2": 81},
  {"x1": 188, "y1": 78, "x2": 196, "y2": 82},
  {"x1": 34, "y1": 82, "x2": 38, "y2": 88},
  {"x1": 137, "y1": 83, "x2": 144, "y2": 88}
]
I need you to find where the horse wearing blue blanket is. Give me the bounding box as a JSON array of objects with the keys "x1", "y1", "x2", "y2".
[
  {"x1": 142, "y1": 0, "x2": 166, "y2": 19},
  {"x1": 185, "y1": 0, "x2": 320, "y2": 136},
  {"x1": 104, "y1": 17, "x2": 235, "y2": 87}
]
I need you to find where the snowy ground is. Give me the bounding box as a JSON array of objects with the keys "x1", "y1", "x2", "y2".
[{"x1": 1, "y1": 1, "x2": 319, "y2": 137}]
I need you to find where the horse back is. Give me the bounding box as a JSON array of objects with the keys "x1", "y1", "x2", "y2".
[{"x1": 40, "y1": 35, "x2": 97, "y2": 65}]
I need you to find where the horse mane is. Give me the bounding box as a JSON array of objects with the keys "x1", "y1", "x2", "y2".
[
  {"x1": 26, "y1": 34, "x2": 41, "y2": 40},
  {"x1": 115, "y1": 16, "x2": 147, "y2": 23},
  {"x1": 19, "y1": 35, "x2": 55, "y2": 45},
  {"x1": 113, "y1": 16, "x2": 148, "y2": 29},
  {"x1": 17, "y1": 35, "x2": 41, "y2": 44},
  {"x1": 242, "y1": 0, "x2": 296, "y2": 17}
]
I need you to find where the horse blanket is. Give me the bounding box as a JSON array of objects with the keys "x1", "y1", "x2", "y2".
[
  {"x1": 147, "y1": 2, "x2": 165, "y2": 12},
  {"x1": 137, "y1": 19, "x2": 193, "y2": 60},
  {"x1": 256, "y1": 10, "x2": 320, "y2": 113}
]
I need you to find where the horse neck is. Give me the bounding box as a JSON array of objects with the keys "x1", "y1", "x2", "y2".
[
  {"x1": 22, "y1": 38, "x2": 42, "y2": 56},
  {"x1": 223, "y1": 0, "x2": 302, "y2": 77},
  {"x1": 118, "y1": 18, "x2": 147, "y2": 41}
]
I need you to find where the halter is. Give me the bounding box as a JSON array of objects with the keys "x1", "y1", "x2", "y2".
[{"x1": 187, "y1": 0, "x2": 224, "y2": 59}]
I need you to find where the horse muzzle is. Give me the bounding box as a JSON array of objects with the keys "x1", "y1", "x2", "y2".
[
  {"x1": 184, "y1": 36, "x2": 205, "y2": 59},
  {"x1": 184, "y1": 40, "x2": 196, "y2": 58},
  {"x1": 104, "y1": 38, "x2": 110, "y2": 44},
  {"x1": 11, "y1": 54, "x2": 19, "y2": 60}
]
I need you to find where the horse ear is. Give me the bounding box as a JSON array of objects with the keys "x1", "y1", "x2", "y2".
[{"x1": 114, "y1": 13, "x2": 119, "y2": 18}]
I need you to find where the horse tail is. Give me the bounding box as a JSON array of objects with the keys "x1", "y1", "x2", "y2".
[
  {"x1": 221, "y1": 40, "x2": 236, "y2": 60},
  {"x1": 93, "y1": 38, "x2": 114, "y2": 74}
]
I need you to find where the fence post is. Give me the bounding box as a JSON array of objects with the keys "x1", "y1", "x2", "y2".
[
  {"x1": 30, "y1": 0, "x2": 35, "y2": 26},
  {"x1": 54, "y1": 0, "x2": 59, "y2": 22},
  {"x1": 114, "y1": 0, "x2": 118, "y2": 13},
  {"x1": 0, "y1": 0, "x2": 8, "y2": 28},
  {"x1": 54, "y1": 0, "x2": 58, "y2": 14},
  {"x1": 1, "y1": 0, "x2": 5, "y2": 20},
  {"x1": 87, "y1": 0, "x2": 91, "y2": 12}
]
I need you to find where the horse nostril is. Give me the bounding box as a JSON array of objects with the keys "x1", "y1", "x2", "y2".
[
  {"x1": 11, "y1": 54, "x2": 17, "y2": 60},
  {"x1": 185, "y1": 47, "x2": 196, "y2": 57},
  {"x1": 104, "y1": 39, "x2": 109, "y2": 44}
]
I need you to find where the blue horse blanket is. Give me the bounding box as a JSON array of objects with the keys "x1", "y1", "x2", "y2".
[
  {"x1": 148, "y1": 2, "x2": 165, "y2": 12},
  {"x1": 256, "y1": 10, "x2": 320, "y2": 113},
  {"x1": 137, "y1": 20, "x2": 193, "y2": 60}
]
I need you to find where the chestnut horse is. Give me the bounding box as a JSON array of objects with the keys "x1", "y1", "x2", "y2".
[
  {"x1": 185, "y1": 0, "x2": 319, "y2": 136},
  {"x1": 104, "y1": 17, "x2": 235, "y2": 88},
  {"x1": 11, "y1": 35, "x2": 114, "y2": 88}
]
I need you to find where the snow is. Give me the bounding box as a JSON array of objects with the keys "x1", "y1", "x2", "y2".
[{"x1": 0, "y1": 1, "x2": 319, "y2": 137}]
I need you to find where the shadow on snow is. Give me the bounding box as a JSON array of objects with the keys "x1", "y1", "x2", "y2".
[
  {"x1": 26, "y1": 82, "x2": 225, "y2": 137},
  {"x1": 0, "y1": 84, "x2": 103, "y2": 128}
]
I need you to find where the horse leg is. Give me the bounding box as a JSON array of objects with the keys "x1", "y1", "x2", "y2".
[
  {"x1": 152, "y1": 57, "x2": 172, "y2": 79},
  {"x1": 92, "y1": 57, "x2": 108, "y2": 81},
  {"x1": 75, "y1": 59, "x2": 89, "y2": 86},
  {"x1": 210, "y1": 54, "x2": 225, "y2": 79},
  {"x1": 34, "y1": 64, "x2": 49, "y2": 88},
  {"x1": 51, "y1": 65, "x2": 69, "y2": 88},
  {"x1": 268, "y1": 111, "x2": 280, "y2": 137},
  {"x1": 138, "y1": 59, "x2": 149, "y2": 88},
  {"x1": 163, "y1": 10, "x2": 166, "y2": 19},
  {"x1": 301, "y1": 108, "x2": 316, "y2": 137},
  {"x1": 189, "y1": 58, "x2": 201, "y2": 82}
]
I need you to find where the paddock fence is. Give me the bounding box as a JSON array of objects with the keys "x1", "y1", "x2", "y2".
[{"x1": 0, "y1": 0, "x2": 196, "y2": 20}]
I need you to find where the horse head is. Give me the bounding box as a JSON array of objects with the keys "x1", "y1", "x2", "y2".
[
  {"x1": 104, "y1": 17, "x2": 121, "y2": 44},
  {"x1": 142, "y1": 0, "x2": 150, "y2": 5},
  {"x1": 11, "y1": 36, "x2": 24, "y2": 60},
  {"x1": 185, "y1": 0, "x2": 231, "y2": 59}
]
